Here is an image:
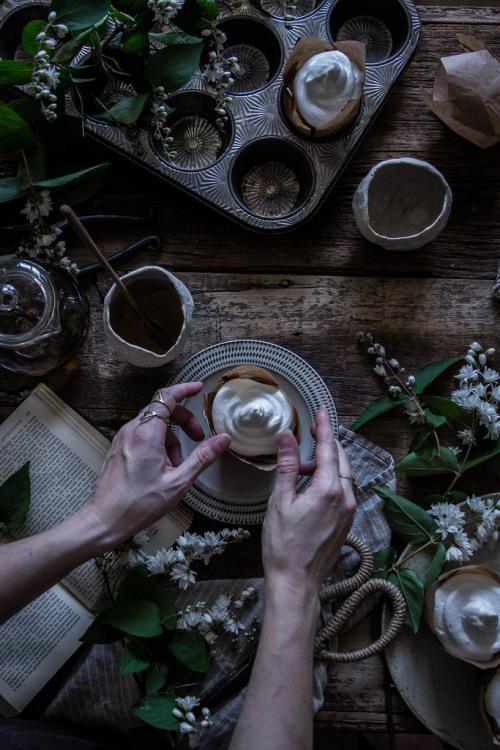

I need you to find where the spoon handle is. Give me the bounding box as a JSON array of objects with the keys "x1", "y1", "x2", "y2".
[{"x1": 59, "y1": 204, "x2": 152, "y2": 329}]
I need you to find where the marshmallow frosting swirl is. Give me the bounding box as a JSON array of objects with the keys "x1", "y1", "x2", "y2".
[
  {"x1": 293, "y1": 50, "x2": 363, "y2": 128},
  {"x1": 432, "y1": 570, "x2": 500, "y2": 662},
  {"x1": 211, "y1": 378, "x2": 293, "y2": 457}
]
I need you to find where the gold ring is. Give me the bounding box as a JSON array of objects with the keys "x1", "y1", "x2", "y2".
[
  {"x1": 139, "y1": 409, "x2": 170, "y2": 426},
  {"x1": 150, "y1": 389, "x2": 172, "y2": 415},
  {"x1": 339, "y1": 474, "x2": 354, "y2": 481}
]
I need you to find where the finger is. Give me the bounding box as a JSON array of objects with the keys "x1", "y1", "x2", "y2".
[
  {"x1": 337, "y1": 441, "x2": 357, "y2": 495},
  {"x1": 273, "y1": 430, "x2": 300, "y2": 498},
  {"x1": 169, "y1": 402, "x2": 205, "y2": 442},
  {"x1": 164, "y1": 429, "x2": 182, "y2": 467},
  {"x1": 177, "y1": 433, "x2": 231, "y2": 487},
  {"x1": 298, "y1": 458, "x2": 316, "y2": 476},
  {"x1": 310, "y1": 406, "x2": 339, "y2": 488}
]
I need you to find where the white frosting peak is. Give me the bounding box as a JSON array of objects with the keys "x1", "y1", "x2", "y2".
[
  {"x1": 433, "y1": 573, "x2": 500, "y2": 662},
  {"x1": 211, "y1": 378, "x2": 293, "y2": 457},
  {"x1": 293, "y1": 50, "x2": 363, "y2": 128}
]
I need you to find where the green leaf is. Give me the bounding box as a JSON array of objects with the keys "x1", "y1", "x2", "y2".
[
  {"x1": 145, "y1": 661, "x2": 169, "y2": 694},
  {"x1": 8, "y1": 98, "x2": 42, "y2": 126},
  {"x1": 388, "y1": 568, "x2": 424, "y2": 632},
  {"x1": 462, "y1": 438, "x2": 500, "y2": 473},
  {"x1": 121, "y1": 29, "x2": 150, "y2": 55},
  {"x1": 121, "y1": 641, "x2": 152, "y2": 674},
  {"x1": 0, "y1": 462, "x2": 31, "y2": 533},
  {"x1": 422, "y1": 543, "x2": 446, "y2": 590},
  {"x1": 52, "y1": 27, "x2": 94, "y2": 64},
  {"x1": 22, "y1": 20, "x2": 47, "y2": 55},
  {"x1": 18, "y1": 146, "x2": 46, "y2": 187},
  {"x1": 35, "y1": 162, "x2": 110, "y2": 206},
  {"x1": 395, "y1": 445, "x2": 459, "y2": 476},
  {"x1": 169, "y1": 630, "x2": 211, "y2": 673},
  {"x1": 371, "y1": 547, "x2": 397, "y2": 579},
  {"x1": 101, "y1": 600, "x2": 163, "y2": 637},
  {"x1": 132, "y1": 692, "x2": 180, "y2": 730},
  {"x1": 423, "y1": 395, "x2": 472, "y2": 431},
  {"x1": 0, "y1": 176, "x2": 27, "y2": 204},
  {"x1": 50, "y1": 0, "x2": 111, "y2": 30},
  {"x1": 0, "y1": 102, "x2": 38, "y2": 151},
  {"x1": 96, "y1": 92, "x2": 151, "y2": 124},
  {"x1": 418, "y1": 493, "x2": 449, "y2": 510},
  {"x1": 413, "y1": 357, "x2": 462, "y2": 394},
  {"x1": 350, "y1": 394, "x2": 408, "y2": 431},
  {"x1": 0, "y1": 60, "x2": 34, "y2": 85},
  {"x1": 145, "y1": 42, "x2": 203, "y2": 90},
  {"x1": 408, "y1": 426, "x2": 432, "y2": 453},
  {"x1": 424, "y1": 409, "x2": 446, "y2": 429},
  {"x1": 79, "y1": 617, "x2": 122, "y2": 644},
  {"x1": 173, "y1": 0, "x2": 218, "y2": 36},
  {"x1": 375, "y1": 486, "x2": 438, "y2": 545},
  {"x1": 149, "y1": 29, "x2": 202, "y2": 45}
]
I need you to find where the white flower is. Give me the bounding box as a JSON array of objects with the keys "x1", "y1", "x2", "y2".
[
  {"x1": 175, "y1": 695, "x2": 200, "y2": 712},
  {"x1": 20, "y1": 200, "x2": 39, "y2": 223},
  {"x1": 170, "y1": 562, "x2": 196, "y2": 589},
  {"x1": 179, "y1": 722, "x2": 195, "y2": 735},
  {"x1": 132, "y1": 530, "x2": 150, "y2": 547},
  {"x1": 457, "y1": 428, "x2": 475, "y2": 445},
  {"x1": 482, "y1": 368, "x2": 499, "y2": 384},
  {"x1": 403, "y1": 400, "x2": 426, "y2": 425},
  {"x1": 429, "y1": 502, "x2": 465, "y2": 539}
]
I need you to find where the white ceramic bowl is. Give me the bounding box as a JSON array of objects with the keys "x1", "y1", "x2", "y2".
[
  {"x1": 352, "y1": 157, "x2": 452, "y2": 251},
  {"x1": 103, "y1": 265, "x2": 193, "y2": 367}
]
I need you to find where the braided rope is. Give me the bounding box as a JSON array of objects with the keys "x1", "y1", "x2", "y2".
[{"x1": 314, "y1": 535, "x2": 406, "y2": 663}]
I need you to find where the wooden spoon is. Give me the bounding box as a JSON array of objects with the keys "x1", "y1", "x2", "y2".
[{"x1": 60, "y1": 204, "x2": 170, "y2": 352}]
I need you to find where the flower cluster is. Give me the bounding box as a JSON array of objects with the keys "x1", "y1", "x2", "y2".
[
  {"x1": 429, "y1": 494, "x2": 500, "y2": 563},
  {"x1": 29, "y1": 12, "x2": 68, "y2": 122},
  {"x1": 451, "y1": 343, "x2": 500, "y2": 442},
  {"x1": 148, "y1": 0, "x2": 185, "y2": 25},
  {"x1": 17, "y1": 189, "x2": 77, "y2": 274},
  {"x1": 149, "y1": 86, "x2": 176, "y2": 158},
  {"x1": 201, "y1": 27, "x2": 240, "y2": 128},
  {"x1": 177, "y1": 588, "x2": 257, "y2": 646},
  {"x1": 130, "y1": 528, "x2": 250, "y2": 588},
  {"x1": 173, "y1": 696, "x2": 212, "y2": 736}
]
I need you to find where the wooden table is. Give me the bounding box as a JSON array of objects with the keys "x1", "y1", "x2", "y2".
[{"x1": 1, "y1": 4, "x2": 499, "y2": 741}]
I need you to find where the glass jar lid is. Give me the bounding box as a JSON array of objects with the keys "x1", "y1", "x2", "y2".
[{"x1": 0, "y1": 258, "x2": 58, "y2": 348}]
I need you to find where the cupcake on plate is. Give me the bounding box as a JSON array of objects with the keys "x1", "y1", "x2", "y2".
[{"x1": 202, "y1": 364, "x2": 301, "y2": 471}]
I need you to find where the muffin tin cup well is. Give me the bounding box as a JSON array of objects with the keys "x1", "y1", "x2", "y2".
[{"x1": 0, "y1": 0, "x2": 421, "y2": 233}]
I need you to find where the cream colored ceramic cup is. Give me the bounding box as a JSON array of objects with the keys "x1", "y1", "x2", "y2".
[
  {"x1": 103, "y1": 265, "x2": 193, "y2": 367},
  {"x1": 352, "y1": 157, "x2": 452, "y2": 251}
]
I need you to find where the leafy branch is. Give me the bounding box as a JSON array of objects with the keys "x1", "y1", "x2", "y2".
[{"x1": 352, "y1": 335, "x2": 500, "y2": 630}]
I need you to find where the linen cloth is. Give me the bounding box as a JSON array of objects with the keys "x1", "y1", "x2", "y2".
[{"x1": 36, "y1": 426, "x2": 396, "y2": 745}]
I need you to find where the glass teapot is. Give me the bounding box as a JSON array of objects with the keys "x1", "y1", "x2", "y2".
[{"x1": 0, "y1": 257, "x2": 89, "y2": 376}]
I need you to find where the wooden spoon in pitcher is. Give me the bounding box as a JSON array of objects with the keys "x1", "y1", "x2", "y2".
[{"x1": 60, "y1": 204, "x2": 170, "y2": 352}]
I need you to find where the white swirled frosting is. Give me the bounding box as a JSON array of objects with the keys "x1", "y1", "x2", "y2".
[
  {"x1": 293, "y1": 50, "x2": 363, "y2": 128},
  {"x1": 211, "y1": 378, "x2": 293, "y2": 456},
  {"x1": 432, "y1": 572, "x2": 500, "y2": 662}
]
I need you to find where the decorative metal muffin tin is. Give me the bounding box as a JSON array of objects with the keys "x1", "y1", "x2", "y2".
[{"x1": 0, "y1": 0, "x2": 421, "y2": 232}]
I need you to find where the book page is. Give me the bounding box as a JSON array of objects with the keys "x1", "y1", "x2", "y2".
[
  {"x1": 0, "y1": 583, "x2": 93, "y2": 714},
  {"x1": 0, "y1": 384, "x2": 192, "y2": 607}
]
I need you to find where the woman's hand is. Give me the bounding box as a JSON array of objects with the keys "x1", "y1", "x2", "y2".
[
  {"x1": 80, "y1": 382, "x2": 230, "y2": 550},
  {"x1": 262, "y1": 405, "x2": 356, "y2": 596}
]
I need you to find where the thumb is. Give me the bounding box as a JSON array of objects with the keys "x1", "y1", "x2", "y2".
[
  {"x1": 179, "y1": 433, "x2": 231, "y2": 486},
  {"x1": 273, "y1": 430, "x2": 300, "y2": 498}
]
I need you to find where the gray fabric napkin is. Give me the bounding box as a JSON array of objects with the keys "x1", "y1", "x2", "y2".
[{"x1": 38, "y1": 426, "x2": 395, "y2": 744}]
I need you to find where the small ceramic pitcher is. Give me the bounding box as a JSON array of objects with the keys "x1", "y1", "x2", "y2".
[
  {"x1": 103, "y1": 265, "x2": 193, "y2": 367},
  {"x1": 352, "y1": 157, "x2": 452, "y2": 251}
]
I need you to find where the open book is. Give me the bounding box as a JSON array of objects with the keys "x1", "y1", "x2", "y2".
[{"x1": 0, "y1": 383, "x2": 192, "y2": 717}]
